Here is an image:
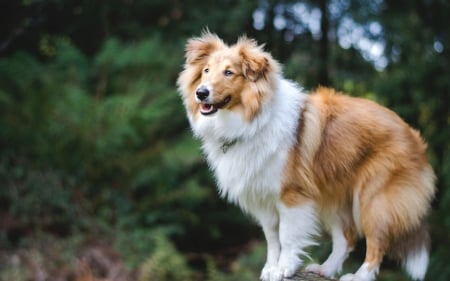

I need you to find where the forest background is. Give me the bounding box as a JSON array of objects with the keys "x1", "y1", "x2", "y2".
[{"x1": 0, "y1": 0, "x2": 449, "y2": 281}]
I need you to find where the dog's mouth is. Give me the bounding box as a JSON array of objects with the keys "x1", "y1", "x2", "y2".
[{"x1": 199, "y1": 96, "x2": 231, "y2": 115}]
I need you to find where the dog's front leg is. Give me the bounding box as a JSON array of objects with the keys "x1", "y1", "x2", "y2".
[
  {"x1": 259, "y1": 212, "x2": 281, "y2": 281},
  {"x1": 275, "y1": 202, "x2": 319, "y2": 280}
]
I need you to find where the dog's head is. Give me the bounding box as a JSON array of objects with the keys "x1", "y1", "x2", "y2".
[{"x1": 177, "y1": 32, "x2": 280, "y2": 123}]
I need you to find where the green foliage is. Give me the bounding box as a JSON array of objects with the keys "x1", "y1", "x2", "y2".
[
  {"x1": 0, "y1": 34, "x2": 242, "y2": 243},
  {"x1": 138, "y1": 234, "x2": 194, "y2": 281}
]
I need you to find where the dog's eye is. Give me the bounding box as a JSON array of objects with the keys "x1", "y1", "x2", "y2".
[
  {"x1": 224, "y1": 70, "x2": 233, "y2": 77},
  {"x1": 204, "y1": 68, "x2": 209, "y2": 73}
]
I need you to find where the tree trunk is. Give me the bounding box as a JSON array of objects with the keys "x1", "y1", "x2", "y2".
[{"x1": 318, "y1": 0, "x2": 331, "y2": 86}]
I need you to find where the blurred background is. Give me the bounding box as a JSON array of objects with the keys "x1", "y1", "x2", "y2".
[{"x1": 0, "y1": 0, "x2": 449, "y2": 280}]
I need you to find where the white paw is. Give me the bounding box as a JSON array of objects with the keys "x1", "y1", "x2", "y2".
[
  {"x1": 340, "y1": 273, "x2": 356, "y2": 281},
  {"x1": 277, "y1": 255, "x2": 301, "y2": 278},
  {"x1": 278, "y1": 265, "x2": 297, "y2": 279},
  {"x1": 260, "y1": 265, "x2": 297, "y2": 281},
  {"x1": 340, "y1": 263, "x2": 377, "y2": 281},
  {"x1": 305, "y1": 263, "x2": 337, "y2": 277},
  {"x1": 305, "y1": 263, "x2": 326, "y2": 276},
  {"x1": 260, "y1": 264, "x2": 274, "y2": 281},
  {"x1": 340, "y1": 273, "x2": 366, "y2": 281},
  {"x1": 259, "y1": 267, "x2": 282, "y2": 281}
]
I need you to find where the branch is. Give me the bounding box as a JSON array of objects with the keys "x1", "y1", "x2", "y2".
[
  {"x1": 284, "y1": 271, "x2": 336, "y2": 281},
  {"x1": 0, "y1": 2, "x2": 44, "y2": 53}
]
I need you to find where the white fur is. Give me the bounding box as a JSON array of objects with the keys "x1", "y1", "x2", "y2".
[
  {"x1": 260, "y1": 203, "x2": 319, "y2": 281},
  {"x1": 191, "y1": 77, "x2": 306, "y2": 210},
  {"x1": 277, "y1": 203, "x2": 319, "y2": 278},
  {"x1": 340, "y1": 262, "x2": 378, "y2": 281},
  {"x1": 259, "y1": 209, "x2": 281, "y2": 281},
  {"x1": 306, "y1": 220, "x2": 352, "y2": 278},
  {"x1": 404, "y1": 245, "x2": 429, "y2": 280}
]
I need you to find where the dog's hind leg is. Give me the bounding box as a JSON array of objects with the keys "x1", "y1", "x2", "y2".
[
  {"x1": 340, "y1": 236, "x2": 384, "y2": 281},
  {"x1": 306, "y1": 219, "x2": 355, "y2": 278}
]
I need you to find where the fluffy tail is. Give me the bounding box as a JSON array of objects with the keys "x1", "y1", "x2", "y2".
[{"x1": 391, "y1": 222, "x2": 430, "y2": 281}]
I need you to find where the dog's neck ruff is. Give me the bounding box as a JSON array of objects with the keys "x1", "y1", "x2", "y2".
[{"x1": 194, "y1": 78, "x2": 307, "y2": 209}]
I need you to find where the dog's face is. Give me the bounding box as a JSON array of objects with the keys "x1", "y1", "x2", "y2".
[
  {"x1": 195, "y1": 47, "x2": 244, "y2": 116},
  {"x1": 177, "y1": 32, "x2": 280, "y2": 123}
]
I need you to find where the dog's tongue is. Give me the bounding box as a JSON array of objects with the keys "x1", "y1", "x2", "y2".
[{"x1": 200, "y1": 103, "x2": 215, "y2": 114}]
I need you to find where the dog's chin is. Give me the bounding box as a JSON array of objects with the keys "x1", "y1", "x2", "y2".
[{"x1": 199, "y1": 96, "x2": 231, "y2": 116}]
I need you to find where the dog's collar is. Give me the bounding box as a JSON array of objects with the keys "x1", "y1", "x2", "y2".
[{"x1": 220, "y1": 138, "x2": 241, "y2": 153}]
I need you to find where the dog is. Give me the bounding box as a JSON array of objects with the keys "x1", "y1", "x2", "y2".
[{"x1": 177, "y1": 32, "x2": 436, "y2": 281}]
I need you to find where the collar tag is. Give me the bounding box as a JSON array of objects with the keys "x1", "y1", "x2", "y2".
[{"x1": 220, "y1": 139, "x2": 239, "y2": 153}]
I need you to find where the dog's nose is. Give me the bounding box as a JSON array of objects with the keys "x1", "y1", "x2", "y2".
[{"x1": 196, "y1": 86, "x2": 209, "y2": 101}]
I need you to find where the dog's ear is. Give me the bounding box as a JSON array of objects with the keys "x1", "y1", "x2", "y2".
[
  {"x1": 237, "y1": 37, "x2": 278, "y2": 82},
  {"x1": 185, "y1": 31, "x2": 225, "y2": 65}
]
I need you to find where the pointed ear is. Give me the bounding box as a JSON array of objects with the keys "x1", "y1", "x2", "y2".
[
  {"x1": 237, "y1": 37, "x2": 278, "y2": 82},
  {"x1": 185, "y1": 32, "x2": 225, "y2": 65}
]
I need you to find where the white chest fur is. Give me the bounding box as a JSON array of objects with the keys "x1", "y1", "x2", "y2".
[{"x1": 192, "y1": 79, "x2": 306, "y2": 214}]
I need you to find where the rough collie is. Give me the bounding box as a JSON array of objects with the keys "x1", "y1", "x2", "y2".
[{"x1": 177, "y1": 32, "x2": 435, "y2": 281}]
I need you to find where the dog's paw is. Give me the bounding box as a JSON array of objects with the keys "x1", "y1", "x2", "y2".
[
  {"x1": 340, "y1": 273, "x2": 371, "y2": 281},
  {"x1": 305, "y1": 263, "x2": 325, "y2": 275},
  {"x1": 305, "y1": 263, "x2": 336, "y2": 277},
  {"x1": 260, "y1": 263, "x2": 281, "y2": 281},
  {"x1": 260, "y1": 264, "x2": 274, "y2": 281},
  {"x1": 260, "y1": 265, "x2": 296, "y2": 281},
  {"x1": 340, "y1": 263, "x2": 377, "y2": 281},
  {"x1": 260, "y1": 267, "x2": 280, "y2": 281},
  {"x1": 278, "y1": 266, "x2": 297, "y2": 279},
  {"x1": 340, "y1": 273, "x2": 358, "y2": 281}
]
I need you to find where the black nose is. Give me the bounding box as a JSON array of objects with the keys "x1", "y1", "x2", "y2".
[{"x1": 196, "y1": 86, "x2": 209, "y2": 101}]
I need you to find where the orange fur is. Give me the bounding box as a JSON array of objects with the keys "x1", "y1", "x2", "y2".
[
  {"x1": 177, "y1": 32, "x2": 280, "y2": 122},
  {"x1": 282, "y1": 87, "x2": 435, "y2": 269}
]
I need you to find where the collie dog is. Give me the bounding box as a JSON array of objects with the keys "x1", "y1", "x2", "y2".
[{"x1": 177, "y1": 32, "x2": 435, "y2": 281}]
